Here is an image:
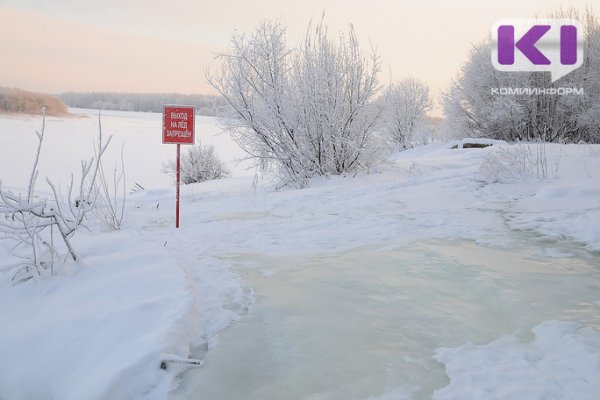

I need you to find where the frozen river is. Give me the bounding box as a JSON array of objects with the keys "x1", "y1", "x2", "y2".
[{"x1": 171, "y1": 238, "x2": 600, "y2": 399}]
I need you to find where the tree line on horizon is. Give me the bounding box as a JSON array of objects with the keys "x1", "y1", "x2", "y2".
[{"x1": 59, "y1": 92, "x2": 229, "y2": 116}]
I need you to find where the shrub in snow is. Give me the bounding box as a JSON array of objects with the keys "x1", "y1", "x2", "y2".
[
  {"x1": 207, "y1": 19, "x2": 384, "y2": 188},
  {"x1": 0, "y1": 109, "x2": 122, "y2": 283},
  {"x1": 382, "y1": 78, "x2": 432, "y2": 149},
  {"x1": 442, "y1": 9, "x2": 600, "y2": 143},
  {"x1": 479, "y1": 143, "x2": 556, "y2": 183},
  {"x1": 163, "y1": 143, "x2": 230, "y2": 184},
  {"x1": 94, "y1": 141, "x2": 126, "y2": 231}
]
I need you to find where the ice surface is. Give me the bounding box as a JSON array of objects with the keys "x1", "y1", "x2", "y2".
[{"x1": 172, "y1": 240, "x2": 600, "y2": 400}]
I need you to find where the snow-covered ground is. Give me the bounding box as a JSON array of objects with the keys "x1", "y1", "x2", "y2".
[{"x1": 0, "y1": 110, "x2": 599, "y2": 399}]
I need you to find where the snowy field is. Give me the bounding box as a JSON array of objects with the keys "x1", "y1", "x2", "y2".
[
  {"x1": 0, "y1": 108, "x2": 253, "y2": 191},
  {"x1": 1, "y1": 109, "x2": 599, "y2": 399}
]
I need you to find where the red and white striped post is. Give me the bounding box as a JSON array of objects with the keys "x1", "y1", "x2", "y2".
[{"x1": 162, "y1": 105, "x2": 195, "y2": 228}]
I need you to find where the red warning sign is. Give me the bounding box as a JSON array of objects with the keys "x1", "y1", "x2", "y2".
[{"x1": 162, "y1": 105, "x2": 195, "y2": 144}]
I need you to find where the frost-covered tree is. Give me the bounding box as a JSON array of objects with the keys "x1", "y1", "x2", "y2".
[
  {"x1": 207, "y1": 19, "x2": 383, "y2": 187},
  {"x1": 383, "y1": 78, "x2": 432, "y2": 148},
  {"x1": 577, "y1": 9, "x2": 600, "y2": 142},
  {"x1": 443, "y1": 8, "x2": 600, "y2": 143}
]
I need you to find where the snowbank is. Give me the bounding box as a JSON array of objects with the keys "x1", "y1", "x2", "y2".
[
  {"x1": 504, "y1": 144, "x2": 600, "y2": 251},
  {"x1": 0, "y1": 231, "x2": 195, "y2": 400},
  {"x1": 434, "y1": 320, "x2": 600, "y2": 400}
]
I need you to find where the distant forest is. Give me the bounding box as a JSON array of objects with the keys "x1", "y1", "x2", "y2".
[{"x1": 60, "y1": 92, "x2": 229, "y2": 116}]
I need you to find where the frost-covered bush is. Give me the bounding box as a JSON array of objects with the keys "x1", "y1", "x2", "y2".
[
  {"x1": 383, "y1": 78, "x2": 432, "y2": 149},
  {"x1": 0, "y1": 109, "x2": 119, "y2": 283},
  {"x1": 0, "y1": 87, "x2": 67, "y2": 116},
  {"x1": 163, "y1": 143, "x2": 230, "y2": 184},
  {"x1": 207, "y1": 19, "x2": 383, "y2": 188},
  {"x1": 443, "y1": 9, "x2": 600, "y2": 143},
  {"x1": 479, "y1": 144, "x2": 555, "y2": 183}
]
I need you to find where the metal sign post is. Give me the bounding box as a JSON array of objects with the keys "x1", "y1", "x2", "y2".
[
  {"x1": 162, "y1": 105, "x2": 195, "y2": 228},
  {"x1": 176, "y1": 143, "x2": 181, "y2": 228}
]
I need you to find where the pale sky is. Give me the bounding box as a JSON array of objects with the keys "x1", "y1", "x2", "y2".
[{"x1": 0, "y1": 0, "x2": 596, "y2": 101}]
